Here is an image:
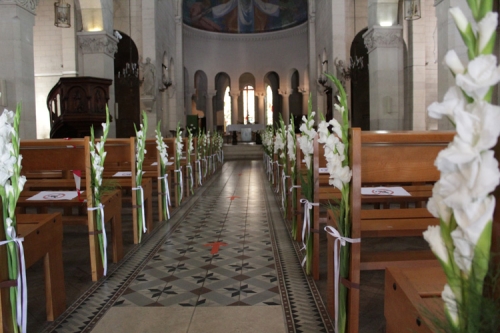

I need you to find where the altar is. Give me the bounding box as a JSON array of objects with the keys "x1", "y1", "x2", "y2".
[{"x1": 227, "y1": 124, "x2": 266, "y2": 144}]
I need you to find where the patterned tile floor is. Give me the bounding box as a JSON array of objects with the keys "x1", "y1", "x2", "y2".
[{"x1": 33, "y1": 160, "x2": 334, "y2": 333}]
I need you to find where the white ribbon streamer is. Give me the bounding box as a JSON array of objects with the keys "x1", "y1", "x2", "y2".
[
  {"x1": 324, "y1": 225, "x2": 361, "y2": 333},
  {"x1": 195, "y1": 160, "x2": 202, "y2": 185},
  {"x1": 290, "y1": 184, "x2": 301, "y2": 193},
  {"x1": 157, "y1": 175, "x2": 170, "y2": 219},
  {"x1": 0, "y1": 232, "x2": 27, "y2": 333},
  {"x1": 282, "y1": 171, "x2": 290, "y2": 210},
  {"x1": 299, "y1": 199, "x2": 319, "y2": 267},
  {"x1": 174, "y1": 169, "x2": 183, "y2": 201},
  {"x1": 87, "y1": 203, "x2": 108, "y2": 275},
  {"x1": 186, "y1": 164, "x2": 194, "y2": 192},
  {"x1": 269, "y1": 160, "x2": 274, "y2": 183},
  {"x1": 203, "y1": 158, "x2": 208, "y2": 177},
  {"x1": 131, "y1": 185, "x2": 147, "y2": 234},
  {"x1": 221, "y1": 150, "x2": 224, "y2": 163},
  {"x1": 212, "y1": 154, "x2": 217, "y2": 172}
]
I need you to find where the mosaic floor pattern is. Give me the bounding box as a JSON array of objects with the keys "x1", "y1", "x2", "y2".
[{"x1": 38, "y1": 160, "x2": 334, "y2": 333}]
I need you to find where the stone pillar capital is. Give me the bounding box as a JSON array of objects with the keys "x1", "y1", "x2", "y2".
[
  {"x1": 363, "y1": 26, "x2": 403, "y2": 54},
  {"x1": 298, "y1": 86, "x2": 309, "y2": 95},
  {"x1": 278, "y1": 89, "x2": 291, "y2": 96},
  {"x1": 13, "y1": 0, "x2": 38, "y2": 14},
  {"x1": 255, "y1": 91, "x2": 265, "y2": 98},
  {"x1": 229, "y1": 92, "x2": 240, "y2": 98},
  {"x1": 185, "y1": 88, "x2": 195, "y2": 97},
  {"x1": 205, "y1": 90, "x2": 217, "y2": 97},
  {"x1": 77, "y1": 31, "x2": 119, "y2": 58}
]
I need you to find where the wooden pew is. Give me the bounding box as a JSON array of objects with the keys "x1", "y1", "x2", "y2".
[
  {"x1": 325, "y1": 128, "x2": 454, "y2": 333},
  {"x1": 17, "y1": 137, "x2": 123, "y2": 281},
  {"x1": 101, "y1": 138, "x2": 153, "y2": 242},
  {"x1": 1, "y1": 213, "x2": 66, "y2": 327},
  {"x1": 385, "y1": 265, "x2": 445, "y2": 333}
]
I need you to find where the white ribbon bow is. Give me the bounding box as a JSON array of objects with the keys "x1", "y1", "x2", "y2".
[
  {"x1": 174, "y1": 169, "x2": 183, "y2": 201},
  {"x1": 131, "y1": 185, "x2": 147, "y2": 234},
  {"x1": 195, "y1": 160, "x2": 203, "y2": 185},
  {"x1": 157, "y1": 174, "x2": 170, "y2": 219},
  {"x1": 299, "y1": 199, "x2": 319, "y2": 267},
  {"x1": 186, "y1": 164, "x2": 194, "y2": 192},
  {"x1": 87, "y1": 203, "x2": 108, "y2": 275},
  {"x1": 324, "y1": 225, "x2": 361, "y2": 333},
  {"x1": 0, "y1": 231, "x2": 27, "y2": 333}
]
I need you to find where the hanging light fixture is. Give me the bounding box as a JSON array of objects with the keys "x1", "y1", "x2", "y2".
[
  {"x1": 54, "y1": 0, "x2": 71, "y2": 28},
  {"x1": 404, "y1": 0, "x2": 421, "y2": 20}
]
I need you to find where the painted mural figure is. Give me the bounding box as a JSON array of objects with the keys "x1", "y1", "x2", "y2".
[
  {"x1": 212, "y1": 0, "x2": 279, "y2": 33},
  {"x1": 184, "y1": 0, "x2": 308, "y2": 34}
]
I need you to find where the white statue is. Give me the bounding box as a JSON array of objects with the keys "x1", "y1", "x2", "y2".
[{"x1": 140, "y1": 57, "x2": 156, "y2": 96}]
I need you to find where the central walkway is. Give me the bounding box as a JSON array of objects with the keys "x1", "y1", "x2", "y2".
[{"x1": 41, "y1": 160, "x2": 333, "y2": 333}]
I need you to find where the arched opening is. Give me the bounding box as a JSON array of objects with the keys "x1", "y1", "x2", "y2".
[
  {"x1": 265, "y1": 85, "x2": 273, "y2": 126},
  {"x1": 215, "y1": 72, "x2": 231, "y2": 131},
  {"x1": 264, "y1": 72, "x2": 280, "y2": 125},
  {"x1": 194, "y1": 70, "x2": 208, "y2": 131},
  {"x1": 289, "y1": 69, "x2": 303, "y2": 125},
  {"x1": 242, "y1": 85, "x2": 255, "y2": 124},
  {"x1": 350, "y1": 28, "x2": 370, "y2": 130},
  {"x1": 114, "y1": 31, "x2": 140, "y2": 138}
]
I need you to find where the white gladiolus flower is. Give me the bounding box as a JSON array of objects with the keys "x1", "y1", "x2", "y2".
[
  {"x1": 449, "y1": 7, "x2": 469, "y2": 34},
  {"x1": 317, "y1": 121, "x2": 329, "y2": 143},
  {"x1": 456, "y1": 54, "x2": 500, "y2": 100},
  {"x1": 423, "y1": 225, "x2": 449, "y2": 264},
  {"x1": 478, "y1": 12, "x2": 498, "y2": 53},
  {"x1": 427, "y1": 183, "x2": 452, "y2": 223},
  {"x1": 442, "y1": 284, "x2": 459, "y2": 325},
  {"x1": 287, "y1": 125, "x2": 296, "y2": 162},
  {"x1": 445, "y1": 50, "x2": 466, "y2": 75},
  {"x1": 453, "y1": 196, "x2": 495, "y2": 246},
  {"x1": 329, "y1": 118, "x2": 343, "y2": 138},
  {"x1": 427, "y1": 86, "x2": 465, "y2": 122}
]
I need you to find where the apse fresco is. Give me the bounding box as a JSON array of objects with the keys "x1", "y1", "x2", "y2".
[{"x1": 183, "y1": 0, "x2": 308, "y2": 34}]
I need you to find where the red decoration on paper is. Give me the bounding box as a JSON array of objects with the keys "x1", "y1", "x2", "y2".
[
  {"x1": 204, "y1": 242, "x2": 228, "y2": 255},
  {"x1": 227, "y1": 196, "x2": 240, "y2": 201}
]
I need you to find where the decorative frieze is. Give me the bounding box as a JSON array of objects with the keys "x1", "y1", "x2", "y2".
[
  {"x1": 15, "y1": 0, "x2": 39, "y2": 13},
  {"x1": 363, "y1": 26, "x2": 403, "y2": 53},
  {"x1": 77, "y1": 32, "x2": 118, "y2": 58}
]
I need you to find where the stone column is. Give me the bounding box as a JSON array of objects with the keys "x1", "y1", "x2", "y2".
[
  {"x1": 184, "y1": 88, "x2": 195, "y2": 116},
  {"x1": 278, "y1": 89, "x2": 290, "y2": 125},
  {"x1": 174, "y1": 14, "x2": 184, "y2": 130},
  {"x1": 256, "y1": 91, "x2": 265, "y2": 125},
  {"x1": 307, "y1": 1, "x2": 318, "y2": 115},
  {"x1": 0, "y1": 2, "x2": 36, "y2": 138},
  {"x1": 205, "y1": 90, "x2": 216, "y2": 132},
  {"x1": 230, "y1": 92, "x2": 239, "y2": 125},
  {"x1": 363, "y1": 26, "x2": 404, "y2": 130},
  {"x1": 77, "y1": 31, "x2": 119, "y2": 137},
  {"x1": 298, "y1": 87, "x2": 309, "y2": 115}
]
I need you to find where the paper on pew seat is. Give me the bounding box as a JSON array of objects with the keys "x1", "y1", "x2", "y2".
[
  {"x1": 361, "y1": 187, "x2": 411, "y2": 196},
  {"x1": 151, "y1": 162, "x2": 158, "y2": 166},
  {"x1": 319, "y1": 167, "x2": 329, "y2": 174},
  {"x1": 113, "y1": 171, "x2": 145, "y2": 177},
  {"x1": 27, "y1": 191, "x2": 82, "y2": 201},
  {"x1": 166, "y1": 162, "x2": 174, "y2": 166}
]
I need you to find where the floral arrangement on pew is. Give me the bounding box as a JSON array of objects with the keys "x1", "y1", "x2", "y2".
[
  {"x1": 287, "y1": 118, "x2": 299, "y2": 239},
  {"x1": 174, "y1": 122, "x2": 183, "y2": 206},
  {"x1": 423, "y1": 0, "x2": 500, "y2": 331},
  {"x1": 319, "y1": 74, "x2": 354, "y2": 333},
  {"x1": 205, "y1": 131, "x2": 211, "y2": 177},
  {"x1": 297, "y1": 98, "x2": 317, "y2": 275},
  {"x1": 186, "y1": 127, "x2": 194, "y2": 195},
  {"x1": 89, "y1": 107, "x2": 111, "y2": 272},
  {"x1": 199, "y1": 130, "x2": 208, "y2": 179},
  {"x1": 261, "y1": 126, "x2": 274, "y2": 182},
  {"x1": 275, "y1": 115, "x2": 288, "y2": 216},
  {"x1": 155, "y1": 121, "x2": 170, "y2": 221},
  {"x1": 0, "y1": 104, "x2": 27, "y2": 333},
  {"x1": 215, "y1": 131, "x2": 224, "y2": 165},
  {"x1": 273, "y1": 119, "x2": 285, "y2": 193},
  {"x1": 133, "y1": 111, "x2": 148, "y2": 242},
  {"x1": 196, "y1": 129, "x2": 204, "y2": 186}
]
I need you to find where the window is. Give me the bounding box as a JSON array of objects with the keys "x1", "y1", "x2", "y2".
[
  {"x1": 223, "y1": 86, "x2": 231, "y2": 130},
  {"x1": 266, "y1": 85, "x2": 273, "y2": 125},
  {"x1": 242, "y1": 85, "x2": 255, "y2": 124}
]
